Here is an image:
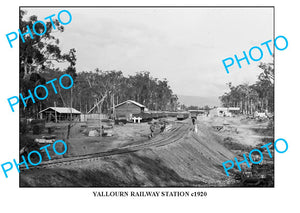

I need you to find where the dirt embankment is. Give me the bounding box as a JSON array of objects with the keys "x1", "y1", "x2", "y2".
[{"x1": 21, "y1": 117, "x2": 238, "y2": 187}]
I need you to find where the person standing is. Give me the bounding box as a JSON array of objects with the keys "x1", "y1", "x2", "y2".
[
  {"x1": 192, "y1": 116, "x2": 198, "y2": 132},
  {"x1": 160, "y1": 122, "x2": 166, "y2": 132},
  {"x1": 192, "y1": 117, "x2": 196, "y2": 125},
  {"x1": 149, "y1": 123, "x2": 155, "y2": 138}
]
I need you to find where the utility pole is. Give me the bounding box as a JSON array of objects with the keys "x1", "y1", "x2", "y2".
[
  {"x1": 112, "y1": 93, "x2": 115, "y2": 121},
  {"x1": 54, "y1": 101, "x2": 57, "y2": 123},
  {"x1": 70, "y1": 86, "x2": 73, "y2": 121},
  {"x1": 99, "y1": 103, "x2": 102, "y2": 137},
  {"x1": 85, "y1": 93, "x2": 108, "y2": 137}
]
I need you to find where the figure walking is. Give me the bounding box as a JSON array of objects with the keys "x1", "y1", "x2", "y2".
[
  {"x1": 192, "y1": 116, "x2": 197, "y2": 132},
  {"x1": 192, "y1": 117, "x2": 196, "y2": 125}
]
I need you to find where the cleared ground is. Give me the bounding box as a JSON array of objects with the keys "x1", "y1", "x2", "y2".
[{"x1": 20, "y1": 115, "x2": 273, "y2": 187}]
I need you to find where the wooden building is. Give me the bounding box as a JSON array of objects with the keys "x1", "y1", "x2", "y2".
[
  {"x1": 114, "y1": 100, "x2": 146, "y2": 120},
  {"x1": 39, "y1": 107, "x2": 81, "y2": 122}
]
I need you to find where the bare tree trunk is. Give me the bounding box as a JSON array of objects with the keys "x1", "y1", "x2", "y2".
[
  {"x1": 79, "y1": 96, "x2": 82, "y2": 112},
  {"x1": 23, "y1": 58, "x2": 30, "y2": 80},
  {"x1": 57, "y1": 86, "x2": 66, "y2": 107},
  {"x1": 70, "y1": 87, "x2": 73, "y2": 121},
  {"x1": 112, "y1": 93, "x2": 115, "y2": 120},
  {"x1": 54, "y1": 101, "x2": 57, "y2": 123}
]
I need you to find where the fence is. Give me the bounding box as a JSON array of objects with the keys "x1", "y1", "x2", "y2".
[{"x1": 80, "y1": 113, "x2": 108, "y2": 122}]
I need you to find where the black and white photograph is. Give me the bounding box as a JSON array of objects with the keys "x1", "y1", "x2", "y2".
[
  {"x1": 18, "y1": 7, "x2": 275, "y2": 187},
  {"x1": 2, "y1": 0, "x2": 300, "y2": 212}
]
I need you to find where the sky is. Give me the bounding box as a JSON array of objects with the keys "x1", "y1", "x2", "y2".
[{"x1": 22, "y1": 7, "x2": 274, "y2": 106}]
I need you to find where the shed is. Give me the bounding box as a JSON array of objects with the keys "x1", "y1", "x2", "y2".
[
  {"x1": 39, "y1": 107, "x2": 81, "y2": 121},
  {"x1": 114, "y1": 100, "x2": 146, "y2": 120}
]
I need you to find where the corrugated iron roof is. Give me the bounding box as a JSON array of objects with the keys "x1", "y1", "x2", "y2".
[
  {"x1": 39, "y1": 107, "x2": 81, "y2": 114},
  {"x1": 114, "y1": 100, "x2": 145, "y2": 108}
]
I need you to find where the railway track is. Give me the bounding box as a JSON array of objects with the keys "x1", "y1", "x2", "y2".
[{"x1": 20, "y1": 122, "x2": 191, "y2": 171}]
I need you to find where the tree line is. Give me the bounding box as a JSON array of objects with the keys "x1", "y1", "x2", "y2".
[
  {"x1": 75, "y1": 69, "x2": 179, "y2": 114},
  {"x1": 21, "y1": 69, "x2": 178, "y2": 118},
  {"x1": 219, "y1": 62, "x2": 274, "y2": 114},
  {"x1": 19, "y1": 10, "x2": 178, "y2": 118}
]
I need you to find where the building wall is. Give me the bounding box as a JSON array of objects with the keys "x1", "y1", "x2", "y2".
[{"x1": 115, "y1": 103, "x2": 142, "y2": 119}]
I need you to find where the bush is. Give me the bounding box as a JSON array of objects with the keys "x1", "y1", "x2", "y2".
[
  {"x1": 19, "y1": 136, "x2": 40, "y2": 158},
  {"x1": 32, "y1": 125, "x2": 42, "y2": 135},
  {"x1": 20, "y1": 120, "x2": 28, "y2": 134}
]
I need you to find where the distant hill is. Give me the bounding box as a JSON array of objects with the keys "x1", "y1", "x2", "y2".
[{"x1": 177, "y1": 95, "x2": 220, "y2": 107}]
